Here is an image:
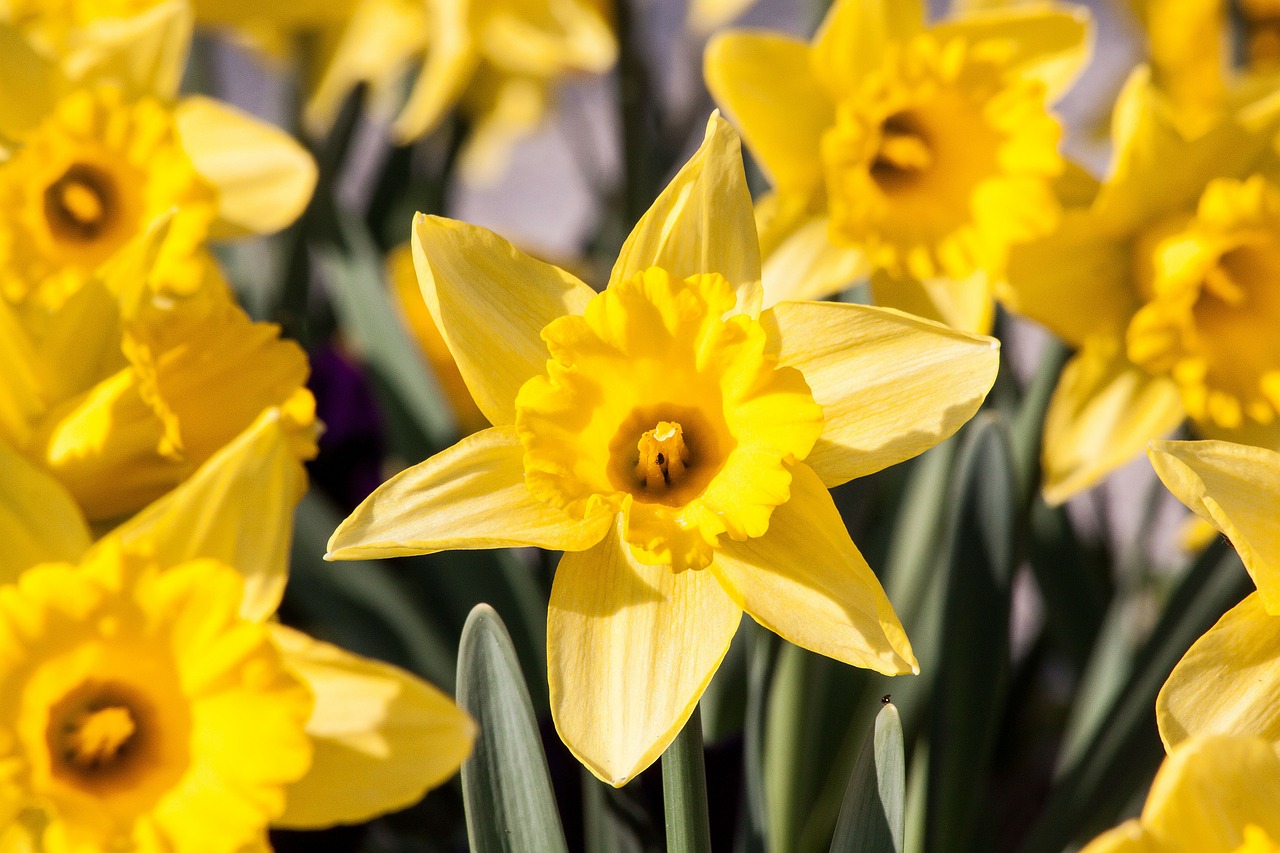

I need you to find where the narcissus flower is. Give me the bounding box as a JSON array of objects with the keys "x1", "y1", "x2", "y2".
[
  {"x1": 0, "y1": 412, "x2": 475, "y2": 849},
  {"x1": 328, "y1": 115, "x2": 1000, "y2": 785},
  {"x1": 704, "y1": 0, "x2": 1090, "y2": 332},
  {"x1": 0, "y1": 6, "x2": 316, "y2": 309},
  {"x1": 1080, "y1": 735, "x2": 1280, "y2": 852},
  {"x1": 1001, "y1": 70, "x2": 1280, "y2": 504},
  {"x1": 1148, "y1": 439, "x2": 1280, "y2": 749}
]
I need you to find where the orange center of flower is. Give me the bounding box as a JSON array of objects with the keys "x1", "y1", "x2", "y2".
[
  {"x1": 47, "y1": 681, "x2": 158, "y2": 793},
  {"x1": 870, "y1": 112, "x2": 934, "y2": 194},
  {"x1": 43, "y1": 163, "x2": 116, "y2": 242}
]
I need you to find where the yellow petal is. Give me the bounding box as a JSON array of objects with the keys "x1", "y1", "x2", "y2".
[
  {"x1": 191, "y1": 0, "x2": 358, "y2": 26},
  {"x1": 1149, "y1": 440, "x2": 1280, "y2": 614},
  {"x1": 711, "y1": 463, "x2": 916, "y2": 675},
  {"x1": 1001, "y1": 210, "x2": 1136, "y2": 348},
  {"x1": 703, "y1": 32, "x2": 834, "y2": 193},
  {"x1": 175, "y1": 96, "x2": 318, "y2": 239},
  {"x1": 63, "y1": 0, "x2": 192, "y2": 101},
  {"x1": 1157, "y1": 593, "x2": 1280, "y2": 748},
  {"x1": 411, "y1": 214, "x2": 596, "y2": 426},
  {"x1": 869, "y1": 270, "x2": 995, "y2": 335},
  {"x1": 0, "y1": 299, "x2": 44, "y2": 450},
  {"x1": 931, "y1": 5, "x2": 1093, "y2": 103},
  {"x1": 1141, "y1": 734, "x2": 1280, "y2": 848},
  {"x1": 688, "y1": 0, "x2": 757, "y2": 32},
  {"x1": 1041, "y1": 342, "x2": 1184, "y2": 505},
  {"x1": 270, "y1": 624, "x2": 475, "y2": 828},
  {"x1": 547, "y1": 520, "x2": 742, "y2": 786},
  {"x1": 481, "y1": 0, "x2": 616, "y2": 78},
  {"x1": 1135, "y1": 0, "x2": 1227, "y2": 124},
  {"x1": 764, "y1": 301, "x2": 999, "y2": 487},
  {"x1": 96, "y1": 404, "x2": 309, "y2": 622},
  {"x1": 1079, "y1": 821, "x2": 1156, "y2": 853},
  {"x1": 29, "y1": 280, "x2": 125, "y2": 417},
  {"x1": 810, "y1": 0, "x2": 923, "y2": 94},
  {"x1": 327, "y1": 425, "x2": 612, "y2": 560},
  {"x1": 0, "y1": 439, "x2": 91, "y2": 583},
  {"x1": 757, "y1": 206, "x2": 866, "y2": 307},
  {"x1": 0, "y1": 24, "x2": 63, "y2": 140},
  {"x1": 391, "y1": 0, "x2": 479, "y2": 142},
  {"x1": 611, "y1": 114, "x2": 761, "y2": 298}
]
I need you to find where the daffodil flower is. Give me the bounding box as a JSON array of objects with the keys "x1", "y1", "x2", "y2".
[
  {"x1": 0, "y1": 4, "x2": 316, "y2": 310},
  {"x1": 328, "y1": 115, "x2": 1000, "y2": 785},
  {"x1": 704, "y1": 0, "x2": 1090, "y2": 332},
  {"x1": 0, "y1": 406, "x2": 474, "y2": 849},
  {"x1": 1080, "y1": 735, "x2": 1280, "y2": 852},
  {"x1": 1147, "y1": 439, "x2": 1280, "y2": 749},
  {"x1": 1001, "y1": 71, "x2": 1280, "y2": 504}
]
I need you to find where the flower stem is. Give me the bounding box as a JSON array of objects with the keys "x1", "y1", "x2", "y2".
[{"x1": 662, "y1": 704, "x2": 714, "y2": 853}]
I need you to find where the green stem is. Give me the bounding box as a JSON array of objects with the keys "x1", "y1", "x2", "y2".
[{"x1": 662, "y1": 705, "x2": 713, "y2": 853}]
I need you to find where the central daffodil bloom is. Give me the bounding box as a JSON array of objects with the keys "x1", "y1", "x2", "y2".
[
  {"x1": 328, "y1": 115, "x2": 1001, "y2": 785},
  {"x1": 1001, "y1": 70, "x2": 1280, "y2": 504},
  {"x1": 704, "y1": 0, "x2": 1090, "y2": 332}
]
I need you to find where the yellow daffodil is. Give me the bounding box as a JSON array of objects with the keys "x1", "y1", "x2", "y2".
[
  {"x1": 687, "y1": 0, "x2": 756, "y2": 34},
  {"x1": 704, "y1": 0, "x2": 1090, "y2": 332},
  {"x1": 1147, "y1": 439, "x2": 1280, "y2": 749},
  {"x1": 0, "y1": 5, "x2": 315, "y2": 310},
  {"x1": 0, "y1": 440, "x2": 474, "y2": 849},
  {"x1": 1001, "y1": 70, "x2": 1280, "y2": 505},
  {"x1": 1080, "y1": 735, "x2": 1280, "y2": 852},
  {"x1": 327, "y1": 114, "x2": 1000, "y2": 785}
]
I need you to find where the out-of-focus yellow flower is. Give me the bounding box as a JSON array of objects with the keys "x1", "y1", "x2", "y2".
[
  {"x1": 1001, "y1": 71, "x2": 1280, "y2": 504},
  {"x1": 386, "y1": 241, "x2": 487, "y2": 435},
  {"x1": 687, "y1": 0, "x2": 756, "y2": 34},
  {"x1": 1080, "y1": 734, "x2": 1280, "y2": 852},
  {"x1": 0, "y1": 449, "x2": 475, "y2": 848},
  {"x1": 1148, "y1": 439, "x2": 1280, "y2": 748},
  {"x1": 1129, "y1": 0, "x2": 1228, "y2": 127},
  {"x1": 0, "y1": 4, "x2": 315, "y2": 309},
  {"x1": 704, "y1": 0, "x2": 1090, "y2": 332},
  {"x1": 328, "y1": 115, "x2": 1001, "y2": 785}
]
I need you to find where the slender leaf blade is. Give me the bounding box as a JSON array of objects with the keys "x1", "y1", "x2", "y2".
[{"x1": 830, "y1": 701, "x2": 906, "y2": 853}]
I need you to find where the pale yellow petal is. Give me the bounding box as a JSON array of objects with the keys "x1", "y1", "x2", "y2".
[
  {"x1": 1142, "y1": 734, "x2": 1280, "y2": 848},
  {"x1": 869, "y1": 270, "x2": 995, "y2": 335},
  {"x1": 1157, "y1": 594, "x2": 1280, "y2": 748},
  {"x1": 327, "y1": 425, "x2": 612, "y2": 560},
  {"x1": 1079, "y1": 821, "x2": 1157, "y2": 853},
  {"x1": 711, "y1": 463, "x2": 916, "y2": 675},
  {"x1": 1149, "y1": 440, "x2": 1280, "y2": 614},
  {"x1": 688, "y1": 0, "x2": 757, "y2": 32},
  {"x1": 0, "y1": 298, "x2": 44, "y2": 450},
  {"x1": 1135, "y1": 0, "x2": 1227, "y2": 122},
  {"x1": 703, "y1": 32, "x2": 834, "y2": 193},
  {"x1": 1001, "y1": 210, "x2": 1136, "y2": 348},
  {"x1": 811, "y1": 0, "x2": 923, "y2": 94},
  {"x1": 481, "y1": 0, "x2": 616, "y2": 77},
  {"x1": 611, "y1": 113, "x2": 760, "y2": 297},
  {"x1": 411, "y1": 214, "x2": 595, "y2": 426},
  {"x1": 392, "y1": 0, "x2": 479, "y2": 142},
  {"x1": 759, "y1": 212, "x2": 866, "y2": 307},
  {"x1": 930, "y1": 5, "x2": 1093, "y2": 102},
  {"x1": 95, "y1": 404, "x2": 308, "y2": 621},
  {"x1": 271, "y1": 624, "x2": 474, "y2": 828},
  {"x1": 0, "y1": 439, "x2": 91, "y2": 582},
  {"x1": 764, "y1": 301, "x2": 999, "y2": 487},
  {"x1": 175, "y1": 96, "x2": 318, "y2": 239},
  {"x1": 0, "y1": 25, "x2": 63, "y2": 140},
  {"x1": 63, "y1": 0, "x2": 192, "y2": 101},
  {"x1": 548, "y1": 520, "x2": 742, "y2": 786},
  {"x1": 1041, "y1": 342, "x2": 1185, "y2": 506}
]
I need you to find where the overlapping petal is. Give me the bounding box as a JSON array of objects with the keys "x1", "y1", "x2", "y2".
[
  {"x1": 1156, "y1": 593, "x2": 1280, "y2": 748},
  {"x1": 411, "y1": 214, "x2": 596, "y2": 426},
  {"x1": 611, "y1": 114, "x2": 761, "y2": 299},
  {"x1": 0, "y1": 440, "x2": 90, "y2": 582},
  {"x1": 763, "y1": 301, "x2": 999, "y2": 486},
  {"x1": 392, "y1": 0, "x2": 479, "y2": 142},
  {"x1": 547, "y1": 520, "x2": 742, "y2": 786},
  {"x1": 758, "y1": 213, "x2": 866, "y2": 307},
  {"x1": 869, "y1": 271, "x2": 996, "y2": 335},
  {"x1": 271, "y1": 625, "x2": 476, "y2": 828},
  {"x1": 810, "y1": 0, "x2": 923, "y2": 93},
  {"x1": 711, "y1": 463, "x2": 916, "y2": 675},
  {"x1": 1041, "y1": 341, "x2": 1185, "y2": 505},
  {"x1": 1149, "y1": 440, "x2": 1280, "y2": 613},
  {"x1": 327, "y1": 426, "x2": 612, "y2": 560}
]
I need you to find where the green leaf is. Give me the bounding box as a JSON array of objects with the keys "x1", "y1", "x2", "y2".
[
  {"x1": 830, "y1": 701, "x2": 906, "y2": 853},
  {"x1": 663, "y1": 705, "x2": 714, "y2": 853},
  {"x1": 457, "y1": 604, "x2": 569, "y2": 853},
  {"x1": 927, "y1": 414, "x2": 1018, "y2": 853}
]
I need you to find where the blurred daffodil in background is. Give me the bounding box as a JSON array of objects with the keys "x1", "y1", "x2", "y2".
[
  {"x1": 704, "y1": 0, "x2": 1090, "y2": 332},
  {"x1": 0, "y1": 410, "x2": 474, "y2": 850},
  {"x1": 1080, "y1": 735, "x2": 1280, "y2": 852},
  {"x1": 1002, "y1": 71, "x2": 1280, "y2": 504},
  {"x1": 328, "y1": 114, "x2": 1000, "y2": 785}
]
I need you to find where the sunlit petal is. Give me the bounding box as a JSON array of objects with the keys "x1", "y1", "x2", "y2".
[{"x1": 0, "y1": 440, "x2": 90, "y2": 582}]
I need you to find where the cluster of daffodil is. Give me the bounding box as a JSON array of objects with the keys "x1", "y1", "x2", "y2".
[{"x1": 6, "y1": 0, "x2": 1280, "y2": 849}]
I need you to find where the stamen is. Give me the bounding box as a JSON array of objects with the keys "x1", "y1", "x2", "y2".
[
  {"x1": 870, "y1": 113, "x2": 933, "y2": 190},
  {"x1": 636, "y1": 421, "x2": 690, "y2": 490},
  {"x1": 43, "y1": 163, "x2": 115, "y2": 242},
  {"x1": 1202, "y1": 264, "x2": 1247, "y2": 306},
  {"x1": 64, "y1": 705, "x2": 137, "y2": 770}
]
